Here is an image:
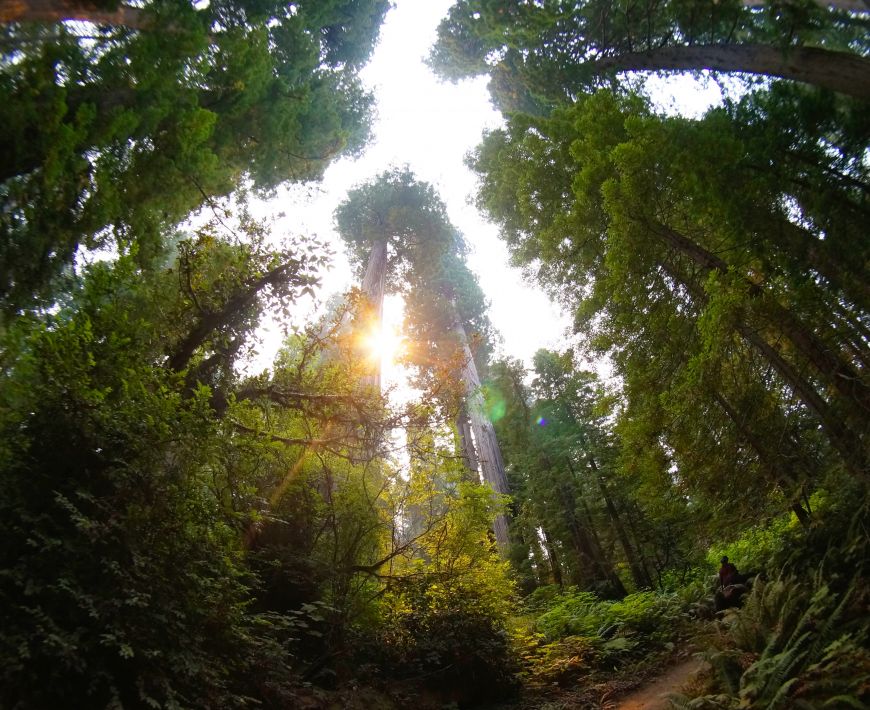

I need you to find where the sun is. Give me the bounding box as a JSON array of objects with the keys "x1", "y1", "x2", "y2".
[{"x1": 363, "y1": 322, "x2": 404, "y2": 368}]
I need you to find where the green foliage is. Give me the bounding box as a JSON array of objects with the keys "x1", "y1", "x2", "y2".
[
  {"x1": 335, "y1": 167, "x2": 454, "y2": 275},
  {"x1": 0, "y1": 0, "x2": 388, "y2": 314},
  {"x1": 708, "y1": 514, "x2": 799, "y2": 576},
  {"x1": 513, "y1": 585, "x2": 700, "y2": 695},
  {"x1": 0, "y1": 267, "x2": 257, "y2": 706},
  {"x1": 0, "y1": 214, "x2": 357, "y2": 706},
  {"x1": 683, "y1": 574, "x2": 870, "y2": 709},
  {"x1": 471, "y1": 84, "x2": 868, "y2": 533},
  {"x1": 431, "y1": 0, "x2": 870, "y2": 114},
  {"x1": 535, "y1": 588, "x2": 683, "y2": 645},
  {"x1": 518, "y1": 634, "x2": 603, "y2": 688},
  {"x1": 373, "y1": 475, "x2": 520, "y2": 705},
  {"x1": 709, "y1": 478, "x2": 870, "y2": 582},
  {"x1": 680, "y1": 483, "x2": 870, "y2": 709},
  {"x1": 379, "y1": 571, "x2": 519, "y2": 700}
]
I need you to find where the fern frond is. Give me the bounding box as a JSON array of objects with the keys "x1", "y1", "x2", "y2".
[{"x1": 822, "y1": 695, "x2": 866, "y2": 709}]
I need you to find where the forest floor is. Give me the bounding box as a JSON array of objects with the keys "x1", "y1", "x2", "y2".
[
  {"x1": 610, "y1": 657, "x2": 706, "y2": 710},
  {"x1": 486, "y1": 643, "x2": 706, "y2": 710},
  {"x1": 292, "y1": 648, "x2": 709, "y2": 710}
]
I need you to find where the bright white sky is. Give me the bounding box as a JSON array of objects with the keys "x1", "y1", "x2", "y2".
[{"x1": 252, "y1": 0, "x2": 725, "y2": 384}]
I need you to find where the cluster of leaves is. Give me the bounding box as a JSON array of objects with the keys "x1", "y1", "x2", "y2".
[
  {"x1": 534, "y1": 588, "x2": 684, "y2": 642},
  {"x1": 0, "y1": 207, "x2": 436, "y2": 705},
  {"x1": 376, "y1": 570, "x2": 519, "y2": 705},
  {"x1": 347, "y1": 462, "x2": 521, "y2": 706}
]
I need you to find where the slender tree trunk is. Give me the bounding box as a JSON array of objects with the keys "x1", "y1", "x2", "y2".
[
  {"x1": 559, "y1": 406, "x2": 651, "y2": 589},
  {"x1": 450, "y1": 302, "x2": 511, "y2": 549},
  {"x1": 556, "y1": 475, "x2": 627, "y2": 596},
  {"x1": 590, "y1": 44, "x2": 870, "y2": 99},
  {"x1": 577, "y1": 493, "x2": 607, "y2": 562},
  {"x1": 542, "y1": 527, "x2": 564, "y2": 587},
  {"x1": 360, "y1": 239, "x2": 387, "y2": 322},
  {"x1": 569, "y1": 456, "x2": 652, "y2": 593},
  {"x1": 651, "y1": 222, "x2": 869, "y2": 474},
  {"x1": 593, "y1": 467, "x2": 652, "y2": 590},
  {"x1": 712, "y1": 391, "x2": 814, "y2": 527},
  {"x1": 0, "y1": 0, "x2": 147, "y2": 26},
  {"x1": 622, "y1": 505, "x2": 656, "y2": 591},
  {"x1": 520, "y1": 525, "x2": 550, "y2": 586}
]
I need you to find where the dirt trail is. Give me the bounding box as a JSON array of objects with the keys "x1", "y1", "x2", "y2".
[{"x1": 611, "y1": 657, "x2": 705, "y2": 710}]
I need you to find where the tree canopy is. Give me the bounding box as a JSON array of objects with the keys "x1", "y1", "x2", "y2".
[{"x1": 0, "y1": 0, "x2": 388, "y2": 315}]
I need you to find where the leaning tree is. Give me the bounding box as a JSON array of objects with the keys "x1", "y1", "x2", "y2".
[
  {"x1": 470, "y1": 89, "x2": 869, "y2": 513},
  {"x1": 430, "y1": 0, "x2": 870, "y2": 115}
]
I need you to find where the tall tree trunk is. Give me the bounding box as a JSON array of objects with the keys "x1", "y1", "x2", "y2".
[
  {"x1": 454, "y1": 401, "x2": 479, "y2": 480},
  {"x1": 450, "y1": 302, "x2": 511, "y2": 549},
  {"x1": 593, "y1": 468, "x2": 652, "y2": 590},
  {"x1": 559, "y1": 406, "x2": 650, "y2": 589},
  {"x1": 358, "y1": 239, "x2": 387, "y2": 391},
  {"x1": 621, "y1": 506, "x2": 656, "y2": 591},
  {"x1": 590, "y1": 44, "x2": 870, "y2": 99},
  {"x1": 556, "y1": 476, "x2": 627, "y2": 597},
  {"x1": 791, "y1": 502, "x2": 813, "y2": 528},
  {"x1": 0, "y1": 0, "x2": 147, "y2": 26}
]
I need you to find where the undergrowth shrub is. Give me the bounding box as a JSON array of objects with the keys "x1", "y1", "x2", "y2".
[
  {"x1": 514, "y1": 586, "x2": 694, "y2": 689},
  {"x1": 377, "y1": 571, "x2": 520, "y2": 706},
  {"x1": 676, "y1": 573, "x2": 869, "y2": 709},
  {"x1": 535, "y1": 588, "x2": 683, "y2": 643}
]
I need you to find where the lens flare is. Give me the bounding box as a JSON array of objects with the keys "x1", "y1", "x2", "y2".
[
  {"x1": 488, "y1": 397, "x2": 506, "y2": 422},
  {"x1": 363, "y1": 324, "x2": 403, "y2": 368}
]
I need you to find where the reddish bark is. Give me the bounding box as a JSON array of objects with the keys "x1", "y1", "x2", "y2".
[
  {"x1": 591, "y1": 44, "x2": 870, "y2": 100},
  {"x1": 0, "y1": 0, "x2": 148, "y2": 27}
]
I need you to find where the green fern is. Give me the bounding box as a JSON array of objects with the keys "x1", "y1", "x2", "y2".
[{"x1": 685, "y1": 570, "x2": 869, "y2": 709}]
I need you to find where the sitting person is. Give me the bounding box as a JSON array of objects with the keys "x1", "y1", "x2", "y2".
[
  {"x1": 715, "y1": 556, "x2": 751, "y2": 611},
  {"x1": 719, "y1": 556, "x2": 739, "y2": 588}
]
